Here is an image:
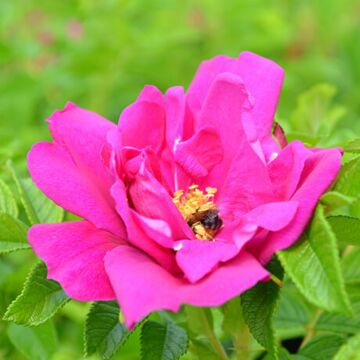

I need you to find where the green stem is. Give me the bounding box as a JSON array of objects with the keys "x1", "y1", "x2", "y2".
[
  {"x1": 300, "y1": 309, "x2": 322, "y2": 348},
  {"x1": 198, "y1": 308, "x2": 229, "y2": 360},
  {"x1": 233, "y1": 322, "x2": 251, "y2": 360}
]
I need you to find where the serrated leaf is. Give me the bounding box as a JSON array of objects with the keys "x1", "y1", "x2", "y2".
[
  {"x1": 221, "y1": 297, "x2": 243, "y2": 337},
  {"x1": 7, "y1": 321, "x2": 58, "y2": 360},
  {"x1": 274, "y1": 285, "x2": 311, "y2": 335},
  {"x1": 241, "y1": 257, "x2": 283, "y2": 359},
  {"x1": 278, "y1": 206, "x2": 352, "y2": 316},
  {"x1": 342, "y1": 248, "x2": 360, "y2": 284},
  {"x1": 334, "y1": 333, "x2": 360, "y2": 360},
  {"x1": 0, "y1": 178, "x2": 18, "y2": 217},
  {"x1": 343, "y1": 138, "x2": 360, "y2": 154},
  {"x1": 0, "y1": 212, "x2": 30, "y2": 254},
  {"x1": 289, "y1": 83, "x2": 344, "y2": 136},
  {"x1": 7, "y1": 161, "x2": 63, "y2": 224},
  {"x1": 334, "y1": 157, "x2": 360, "y2": 198},
  {"x1": 188, "y1": 338, "x2": 218, "y2": 360},
  {"x1": 321, "y1": 191, "x2": 354, "y2": 214},
  {"x1": 316, "y1": 286, "x2": 360, "y2": 334},
  {"x1": 4, "y1": 262, "x2": 69, "y2": 325},
  {"x1": 85, "y1": 301, "x2": 130, "y2": 360},
  {"x1": 185, "y1": 306, "x2": 213, "y2": 337},
  {"x1": 328, "y1": 216, "x2": 360, "y2": 246},
  {"x1": 296, "y1": 334, "x2": 346, "y2": 360},
  {"x1": 140, "y1": 320, "x2": 188, "y2": 360}
]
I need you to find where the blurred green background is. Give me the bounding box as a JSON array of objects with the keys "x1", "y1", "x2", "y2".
[{"x1": 1, "y1": 0, "x2": 360, "y2": 359}]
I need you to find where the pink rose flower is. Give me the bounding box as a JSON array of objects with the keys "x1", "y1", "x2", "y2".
[{"x1": 27, "y1": 52, "x2": 341, "y2": 328}]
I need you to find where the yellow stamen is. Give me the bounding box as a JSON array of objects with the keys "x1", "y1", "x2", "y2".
[{"x1": 172, "y1": 184, "x2": 219, "y2": 240}]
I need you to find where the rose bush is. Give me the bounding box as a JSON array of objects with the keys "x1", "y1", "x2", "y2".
[{"x1": 27, "y1": 51, "x2": 341, "y2": 328}]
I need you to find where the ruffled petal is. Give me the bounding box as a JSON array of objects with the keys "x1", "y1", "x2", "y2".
[
  {"x1": 175, "y1": 240, "x2": 238, "y2": 283},
  {"x1": 119, "y1": 101, "x2": 165, "y2": 153},
  {"x1": 175, "y1": 127, "x2": 223, "y2": 179},
  {"x1": 28, "y1": 221, "x2": 121, "y2": 301},
  {"x1": 111, "y1": 180, "x2": 178, "y2": 272},
  {"x1": 28, "y1": 141, "x2": 125, "y2": 237},
  {"x1": 104, "y1": 246, "x2": 269, "y2": 328},
  {"x1": 218, "y1": 135, "x2": 275, "y2": 222},
  {"x1": 253, "y1": 148, "x2": 342, "y2": 263},
  {"x1": 267, "y1": 140, "x2": 312, "y2": 199},
  {"x1": 48, "y1": 102, "x2": 116, "y2": 190}
]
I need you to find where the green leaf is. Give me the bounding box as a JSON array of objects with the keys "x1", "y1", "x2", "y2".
[
  {"x1": 4, "y1": 262, "x2": 69, "y2": 325},
  {"x1": 278, "y1": 206, "x2": 352, "y2": 316},
  {"x1": 342, "y1": 248, "x2": 360, "y2": 284},
  {"x1": 321, "y1": 191, "x2": 354, "y2": 214},
  {"x1": 316, "y1": 286, "x2": 360, "y2": 334},
  {"x1": 185, "y1": 306, "x2": 213, "y2": 338},
  {"x1": 328, "y1": 216, "x2": 360, "y2": 246},
  {"x1": 0, "y1": 178, "x2": 18, "y2": 217},
  {"x1": 295, "y1": 334, "x2": 346, "y2": 360},
  {"x1": 7, "y1": 321, "x2": 58, "y2": 360},
  {"x1": 7, "y1": 161, "x2": 63, "y2": 224},
  {"x1": 289, "y1": 83, "x2": 345, "y2": 136},
  {"x1": 334, "y1": 157, "x2": 360, "y2": 198},
  {"x1": 188, "y1": 338, "x2": 218, "y2": 360},
  {"x1": 334, "y1": 333, "x2": 360, "y2": 360},
  {"x1": 241, "y1": 257, "x2": 283, "y2": 359},
  {"x1": 343, "y1": 138, "x2": 360, "y2": 154},
  {"x1": 140, "y1": 320, "x2": 188, "y2": 360},
  {"x1": 0, "y1": 212, "x2": 30, "y2": 254},
  {"x1": 221, "y1": 297, "x2": 243, "y2": 337},
  {"x1": 274, "y1": 285, "x2": 311, "y2": 337},
  {"x1": 85, "y1": 301, "x2": 130, "y2": 360}
]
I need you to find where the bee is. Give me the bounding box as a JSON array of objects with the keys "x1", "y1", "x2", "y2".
[{"x1": 187, "y1": 208, "x2": 223, "y2": 240}]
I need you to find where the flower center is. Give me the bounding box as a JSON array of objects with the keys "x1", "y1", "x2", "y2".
[{"x1": 172, "y1": 185, "x2": 223, "y2": 240}]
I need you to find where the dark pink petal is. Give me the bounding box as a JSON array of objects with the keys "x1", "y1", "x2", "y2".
[
  {"x1": 175, "y1": 240, "x2": 238, "y2": 283},
  {"x1": 28, "y1": 221, "x2": 121, "y2": 301},
  {"x1": 188, "y1": 55, "x2": 244, "y2": 105},
  {"x1": 119, "y1": 101, "x2": 165, "y2": 153},
  {"x1": 197, "y1": 73, "x2": 250, "y2": 186},
  {"x1": 254, "y1": 148, "x2": 342, "y2": 263},
  {"x1": 48, "y1": 102, "x2": 116, "y2": 190},
  {"x1": 175, "y1": 127, "x2": 223, "y2": 179},
  {"x1": 28, "y1": 142, "x2": 125, "y2": 237},
  {"x1": 244, "y1": 201, "x2": 298, "y2": 231},
  {"x1": 268, "y1": 141, "x2": 312, "y2": 199},
  {"x1": 238, "y1": 52, "x2": 284, "y2": 138},
  {"x1": 128, "y1": 166, "x2": 193, "y2": 239},
  {"x1": 218, "y1": 135, "x2": 275, "y2": 222},
  {"x1": 104, "y1": 246, "x2": 269, "y2": 328},
  {"x1": 111, "y1": 180, "x2": 179, "y2": 273},
  {"x1": 188, "y1": 52, "x2": 284, "y2": 138}
]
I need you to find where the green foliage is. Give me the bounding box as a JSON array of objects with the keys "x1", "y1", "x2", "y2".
[
  {"x1": 8, "y1": 162, "x2": 63, "y2": 224},
  {"x1": 1, "y1": 0, "x2": 360, "y2": 358},
  {"x1": 85, "y1": 301, "x2": 130, "y2": 360},
  {"x1": 7, "y1": 321, "x2": 58, "y2": 360},
  {"x1": 140, "y1": 320, "x2": 188, "y2": 360},
  {"x1": 0, "y1": 179, "x2": 18, "y2": 217},
  {"x1": 295, "y1": 334, "x2": 346, "y2": 360},
  {"x1": 241, "y1": 258, "x2": 283, "y2": 359},
  {"x1": 4, "y1": 262, "x2": 69, "y2": 326},
  {"x1": 334, "y1": 333, "x2": 360, "y2": 360},
  {"x1": 328, "y1": 216, "x2": 360, "y2": 247},
  {"x1": 0, "y1": 213, "x2": 30, "y2": 254},
  {"x1": 278, "y1": 206, "x2": 352, "y2": 316},
  {"x1": 288, "y1": 83, "x2": 345, "y2": 138}
]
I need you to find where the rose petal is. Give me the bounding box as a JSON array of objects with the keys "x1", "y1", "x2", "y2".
[
  {"x1": 28, "y1": 221, "x2": 121, "y2": 301},
  {"x1": 253, "y1": 148, "x2": 342, "y2": 263},
  {"x1": 104, "y1": 246, "x2": 269, "y2": 328},
  {"x1": 28, "y1": 141, "x2": 125, "y2": 236}
]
